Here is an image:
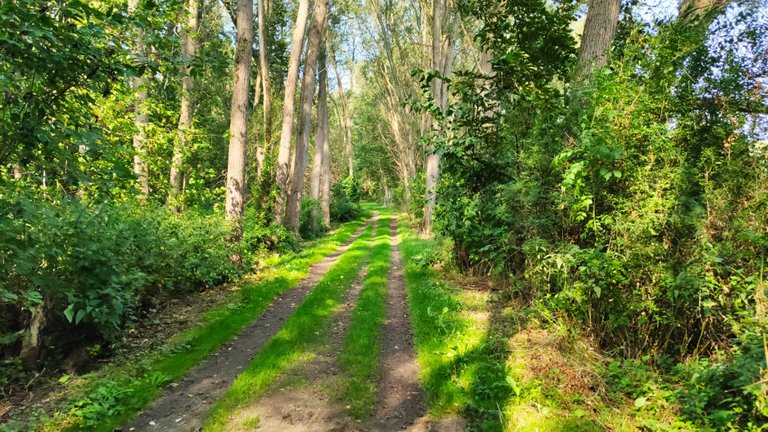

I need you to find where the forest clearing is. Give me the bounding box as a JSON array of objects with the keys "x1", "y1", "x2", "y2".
[{"x1": 1, "y1": 0, "x2": 767, "y2": 430}]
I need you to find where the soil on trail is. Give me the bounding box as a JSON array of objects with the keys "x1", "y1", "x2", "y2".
[
  {"x1": 221, "y1": 218, "x2": 381, "y2": 432},
  {"x1": 225, "y1": 215, "x2": 463, "y2": 432},
  {"x1": 123, "y1": 215, "x2": 376, "y2": 432},
  {"x1": 224, "y1": 267, "x2": 369, "y2": 432},
  {"x1": 365, "y1": 215, "x2": 427, "y2": 431}
]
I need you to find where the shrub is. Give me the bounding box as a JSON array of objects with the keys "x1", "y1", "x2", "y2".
[
  {"x1": 299, "y1": 198, "x2": 326, "y2": 240},
  {"x1": 330, "y1": 181, "x2": 361, "y2": 223},
  {"x1": 0, "y1": 189, "x2": 244, "y2": 360}
]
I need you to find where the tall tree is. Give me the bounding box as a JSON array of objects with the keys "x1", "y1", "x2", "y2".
[
  {"x1": 424, "y1": 0, "x2": 456, "y2": 234},
  {"x1": 169, "y1": 0, "x2": 202, "y2": 207},
  {"x1": 128, "y1": 0, "x2": 150, "y2": 200},
  {"x1": 574, "y1": 0, "x2": 621, "y2": 80},
  {"x1": 255, "y1": 0, "x2": 271, "y2": 180},
  {"x1": 274, "y1": 0, "x2": 311, "y2": 223},
  {"x1": 285, "y1": 0, "x2": 329, "y2": 233},
  {"x1": 225, "y1": 0, "x2": 254, "y2": 236},
  {"x1": 320, "y1": 103, "x2": 331, "y2": 225},
  {"x1": 311, "y1": 46, "x2": 329, "y2": 224}
]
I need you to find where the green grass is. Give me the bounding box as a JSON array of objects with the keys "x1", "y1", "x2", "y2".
[
  {"x1": 9, "y1": 217, "x2": 369, "y2": 432},
  {"x1": 398, "y1": 224, "x2": 492, "y2": 419},
  {"x1": 338, "y1": 211, "x2": 392, "y2": 418},
  {"x1": 202, "y1": 222, "x2": 377, "y2": 430}
]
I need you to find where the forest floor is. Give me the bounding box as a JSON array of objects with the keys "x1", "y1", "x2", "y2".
[{"x1": 2, "y1": 207, "x2": 662, "y2": 432}]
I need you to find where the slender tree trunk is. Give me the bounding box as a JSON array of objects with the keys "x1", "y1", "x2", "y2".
[
  {"x1": 311, "y1": 48, "x2": 327, "y2": 205},
  {"x1": 285, "y1": 0, "x2": 328, "y2": 233},
  {"x1": 255, "y1": 0, "x2": 271, "y2": 183},
  {"x1": 320, "y1": 94, "x2": 331, "y2": 226},
  {"x1": 225, "y1": 0, "x2": 254, "y2": 238},
  {"x1": 274, "y1": 0, "x2": 311, "y2": 224},
  {"x1": 575, "y1": 0, "x2": 621, "y2": 80},
  {"x1": 331, "y1": 55, "x2": 353, "y2": 178},
  {"x1": 424, "y1": 0, "x2": 454, "y2": 235},
  {"x1": 169, "y1": 0, "x2": 202, "y2": 208},
  {"x1": 128, "y1": 0, "x2": 150, "y2": 200}
]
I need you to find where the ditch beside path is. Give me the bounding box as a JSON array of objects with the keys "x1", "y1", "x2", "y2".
[{"x1": 123, "y1": 214, "x2": 377, "y2": 432}]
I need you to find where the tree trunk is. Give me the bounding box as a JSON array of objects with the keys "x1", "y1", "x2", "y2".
[
  {"x1": 575, "y1": 0, "x2": 621, "y2": 80},
  {"x1": 129, "y1": 0, "x2": 150, "y2": 200},
  {"x1": 311, "y1": 48, "x2": 327, "y2": 206},
  {"x1": 320, "y1": 95, "x2": 331, "y2": 226},
  {"x1": 18, "y1": 297, "x2": 50, "y2": 370},
  {"x1": 225, "y1": 0, "x2": 254, "y2": 239},
  {"x1": 331, "y1": 55, "x2": 353, "y2": 178},
  {"x1": 169, "y1": 0, "x2": 202, "y2": 208},
  {"x1": 274, "y1": 0, "x2": 311, "y2": 224},
  {"x1": 424, "y1": 0, "x2": 455, "y2": 235},
  {"x1": 256, "y1": 0, "x2": 271, "y2": 182},
  {"x1": 285, "y1": 0, "x2": 328, "y2": 233}
]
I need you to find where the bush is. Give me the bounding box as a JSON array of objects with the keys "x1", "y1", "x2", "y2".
[
  {"x1": 0, "y1": 189, "x2": 244, "y2": 359},
  {"x1": 330, "y1": 181, "x2": 362, "y2": 223},
  {"x1": 299, "y1": 198, "x2": 326, "y2": 240},
  {"x1": 242, "y1": 208, "x2": 298, "y2": 254}
]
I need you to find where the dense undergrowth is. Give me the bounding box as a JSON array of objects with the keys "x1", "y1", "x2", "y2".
[
  {"x1": 407, "y1": 1, "x2": 768, "y2": 429},
  {"x1": 0, "y1": 215, "x2": 367, "y2": 432},
  {"x1": 0, "y1": 189, "x2": 236, "y2": 368},
  {"x1": 400, "y1": 221, "x2": 767, "y2": 431}
]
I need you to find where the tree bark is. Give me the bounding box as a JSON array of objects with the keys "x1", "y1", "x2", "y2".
[
  {"x1": 575, "y1": 0, "x2": 621, "y2": 80},
  {"x1": 320, "y1": 95, "x2": 331, "y2": 226},
  {"x1": 311, "y1": 47, "x2": 327, "y2": 205},
  {"x1": 309, "y1": 48, "x2": 328, "y2": 223},
  {"x1": 285, "y1": 0, "x2": 328, "y2": 233},
  {"x1": 424, "y1": 0, "x2": 455, "y2": 235},
  {"x1": 256, "y1": 0, "x2": 271, "y2": 179},
  {"x1": 274, "y1": 0, "x2": 311, "y2": 224},
  {"x1": 169, "y1": 0, "x2": 202, "y2": 208},
  {"x1": 128, "y1": 0, "x2": 150, "y2": 200},
  {"x1": 225, "y1": 0, "x2": 254, "y2": 238},
  {"x1": 18, "y1": 296, "x2": 50, "y2": 370}
]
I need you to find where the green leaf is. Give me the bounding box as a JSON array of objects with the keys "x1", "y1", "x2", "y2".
[
  {"x1": 634, "y1": 397, "x2": 649, "y2": 408},
  {"x1": 63, "y1": 304, "x2": 75, "y2": 322},
  {"x1": 75, "y1": 309, "x2": 87, "y2": 324}
]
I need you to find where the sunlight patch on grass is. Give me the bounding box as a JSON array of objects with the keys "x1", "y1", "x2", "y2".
[{"x1": 398, "y1": 224, "x2": 492, "y2": 418}]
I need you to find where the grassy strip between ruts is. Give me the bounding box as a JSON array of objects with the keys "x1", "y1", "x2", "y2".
[
  {"x1": 8, "y1": 216, "x2": 369, "y2": 432},
  {"x1": 338, "y1": 211, "x2": 392, "y2": 418},
  {"x1": 202, "y1": 221, "x2": 377, "y2": 430}
]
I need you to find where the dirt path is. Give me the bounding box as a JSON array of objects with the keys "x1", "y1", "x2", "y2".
[
  {"x1": 225, "y1": 267, "x2": 369, "y2": 432},
  {"x1": 218, "y1": 218, "x2": 382, "y2": 432},
  {"x1": 366, "y1": 215, "x2": 427, "y2": 431},
  {"x1": 123, "y1": 215, "x2": 377, "y2": 432}
]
